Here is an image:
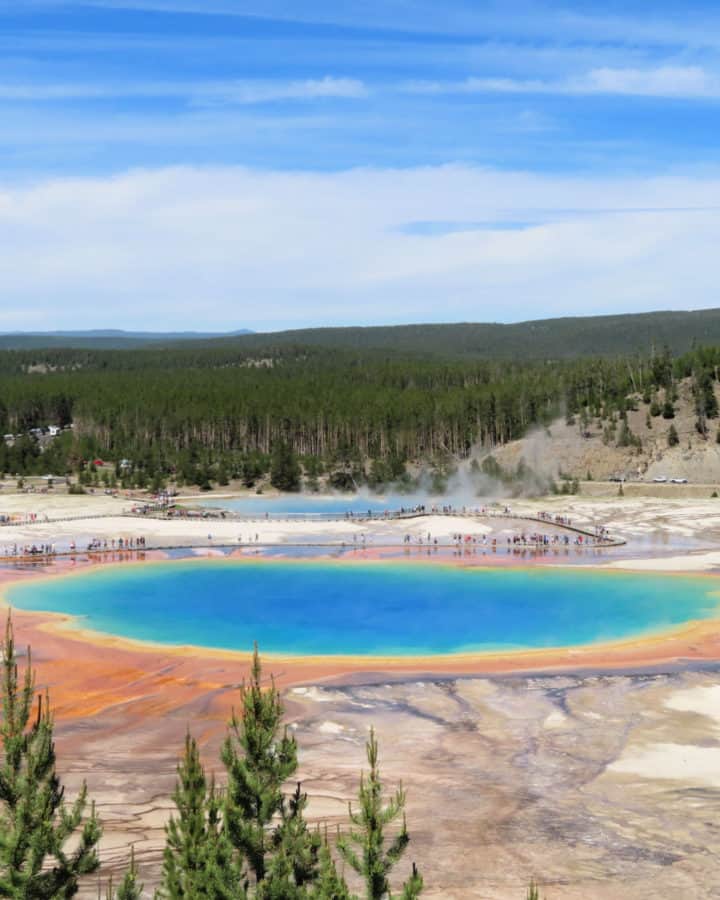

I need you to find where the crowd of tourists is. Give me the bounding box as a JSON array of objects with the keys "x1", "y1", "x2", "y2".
[
  {"x1": 0, "y1": 512, "x2": 45, "y2": 525},
  {"x1": 345, "y1": 503, "x2": 515, "y2": 519},
  {"x1": 536, "y1": 511, "x2": 612, "y2": 542},
  {"x1": 84, "y1": 536, "x2": 148, "y2": 551},
  {"x1": 396, "y1": 528, "x2": 609, "y2": 548},
  {"x1": 0, "y1": 535, "x2": 149, "y2": 559},
  {"x1": 508, "y1": 531, "x2": 601, "y2": 546},
  {"x1": 1, "y1": 543, "x2": 58, "y2": 558},
  {"x1": 537, "y1": 510, "x2": 573, "y2": 526}
]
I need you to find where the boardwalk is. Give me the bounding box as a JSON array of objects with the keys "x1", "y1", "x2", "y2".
[{"x1": 0, "y1": 505, "x2": 624, "y2": 564}]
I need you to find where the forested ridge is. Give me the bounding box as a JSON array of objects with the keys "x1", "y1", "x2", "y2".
[
  {"x1": 192, "y1": 307, "x2": 720, "y2": 360},
  {"x1": 4, "y1": 307, "x2": 720, "y2": 357},
  {"x1": 1, "y1": 337, "x2": 719, "y2": 490}
]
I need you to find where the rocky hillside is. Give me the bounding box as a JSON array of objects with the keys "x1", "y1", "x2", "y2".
[{"x1": 494, "y1": 378, "x2": 720, "y2": 485}]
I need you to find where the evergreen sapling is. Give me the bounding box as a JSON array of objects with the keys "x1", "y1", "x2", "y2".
[
  {"x1": 0, "y1": 615, "x2": 102, "y2": 898},
  {"x1": 337, "y1": 728, "x2": 422, "y2": 900}
]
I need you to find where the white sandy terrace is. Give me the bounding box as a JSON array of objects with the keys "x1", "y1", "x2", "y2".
[
  {"x1": 607, "y1": 683, "x2": 720, "y2": 788},
  {"x1": 0, "y1": 504, "x2": 496, "y2": 550},
  {"x1": 1, "y1": 491, "x2": 720, "y2": 568},
  {"x1": 606, "y1": 552, "x2": 720, "y2": 571}
]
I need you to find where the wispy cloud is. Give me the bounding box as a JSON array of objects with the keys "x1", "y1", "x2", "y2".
[
  {"x1": 406, "y1": 66, "x2": 720, "y2": 100},
  {"x1": 397, "y1": 220, "x2": 535, "y2": 236},
  {"x1": 582, "y1": 66, "x2": 720, "y2": 98},
  {"x1": 3, "y1": 68, "x2": 715, "y2": 106},
  {"x1": 18, "y1": 0, "x2": 720, "y2": 50},
  {"x1": 196, "y1": 77, "x2": 368, "y2": 105},
  {"x1": 0, "y1": 76, "x2": 367, "y2": 104},
  {"x1": 3, "y1": 0, "x2": 720, "y2": 308},
  {"x1": 5, "y1": 0, "x2": 499, "y2": 34},
  {"x1": 396, "y1": 205, "x2": 720, "y2": 235}
]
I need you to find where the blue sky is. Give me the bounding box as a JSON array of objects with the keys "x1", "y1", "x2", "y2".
[{"x1": 1, "y1": 0, "x2": 720, "y2": 330}]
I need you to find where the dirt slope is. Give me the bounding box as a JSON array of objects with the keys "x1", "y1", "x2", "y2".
[{"x1": 494, "y1": 378, "x2": 720, "y2": 485}]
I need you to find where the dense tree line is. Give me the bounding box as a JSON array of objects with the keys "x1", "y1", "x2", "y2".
[
  {"x1": 0, "y1": 343, "x2": 718, "y2": 488},
  {"x1": 5, "y1": 307, "x2": 720, "y2": 358},
  {"x1": 0, "y1": 619, "x2": 544, "y2": 897}
]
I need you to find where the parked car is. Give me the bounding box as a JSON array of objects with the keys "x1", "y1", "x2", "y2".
[
  {"x1": 670, "y1": 477, "x2": 688, "y2": 484},
  {"x1": 652, "y1": 476, "x2": 668, "y2": 483}
]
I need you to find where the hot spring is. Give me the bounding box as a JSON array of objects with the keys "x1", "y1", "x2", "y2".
[{"x1": 4, "y1": 559, "x2": 719, "y2": 657}]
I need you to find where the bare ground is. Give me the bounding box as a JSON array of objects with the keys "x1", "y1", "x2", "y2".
[{"x1": 55, "y1": 665, "x2": 720, "y2": 899}]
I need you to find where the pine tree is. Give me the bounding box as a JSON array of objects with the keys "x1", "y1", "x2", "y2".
[
  {"x1": 115, "y1": 865, "x2": 142, "y2": 900},
  {"x1": 398, "y1": 864, "x2": 423, "y2": 900},
  {"x1": 261, "y1": 783, "x2": 321, "y2": 896},
  {"x1": 221, "y1": 646, "x2": 298, "y2": 887},
  {"x1": 0, "y1": 614, "x2": 102, "y2": 898},
  {"x1": 311, "y1": 834, "x2": 351, "y2": 900},
  {"x1": 197, "y1": 465, "x2": 213, "y2": 492},
  {"x1": 112, "y1": 847, "x2": 143, "y2": 900},
  {"x1": 337, "y1": 728, "x2": 422, "y2": 900},
  {"x1": 160, "y1": 732, "x2": 242, "y2": 899},
  {"x1": 270, "y1": 443, "x2": 301, "y2": 493},
  {"x1": 668, "y1": 424, "x2": 679, "y2": 447}
]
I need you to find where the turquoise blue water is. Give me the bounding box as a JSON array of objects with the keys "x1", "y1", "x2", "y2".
[
  {"x1": 195, "y1": 495, "x2": 430, "y2": 516},
  {"x1": 5, "y1": 561, "x2": 720, "y2": 656}
]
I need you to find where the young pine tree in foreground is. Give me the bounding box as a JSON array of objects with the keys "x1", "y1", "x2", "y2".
[
  {"x1": 312, "y1": 833, "x2": 351, "y2": 900},
  {"x1": 104, "y1": 848, "x2": 143, "y2": 900},
  {"x1": 337, "y1": 728, "x2": 422, "y2": 900},
  {"x1": 160, "y1": 732, "x2": 242, "y2": 899},
  {"x1": 116, "y1": 853, "x2": 143, "y2": 900},
  {"x1": 526, "y1": 879, "x2": 544, "y2": 900},
  {"x1": 221, "y1": 645, "x2": 320, "y2": 894},
  {"x1": 0, "y1": 614, "x2": 102, "y2": 898},
  {"x1": 260, "y1": 782, "x2": 321, "y2": 898}
]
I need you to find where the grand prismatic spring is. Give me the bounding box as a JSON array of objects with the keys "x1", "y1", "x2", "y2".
[{"x1": 4, "y1": 560, "x2": 720, "y2": 657}]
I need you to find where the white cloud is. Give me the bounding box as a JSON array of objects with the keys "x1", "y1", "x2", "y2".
[
  {"x1": 0, "y1": 77, "x2": 367, "y2": 104},
  {"x1": 581, "y1": 66, "x2": 720, "y2": 98},
  {"x1": 407, "y1": 66, "x2": 720, "y2": 100},
  {"x1": 0, "y1": 164, "x2": 719, "y2": 330},
  {"x1": 2, "y1": 68, "x2": 716, "y2": 106},
  {"x1": 196, "y1": 77, "x2": 368, "y2": 105}
]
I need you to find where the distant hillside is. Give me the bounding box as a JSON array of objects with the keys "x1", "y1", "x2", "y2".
[
  {"x1": 223, "y1": 309, "x2": 720, "y2": 360},
  {"x1": 0, "y1": 329, "x2": 253, "y2": 350},
  {"x1": 3, "y1": 308, "x2": 720, "y2": 359}
]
